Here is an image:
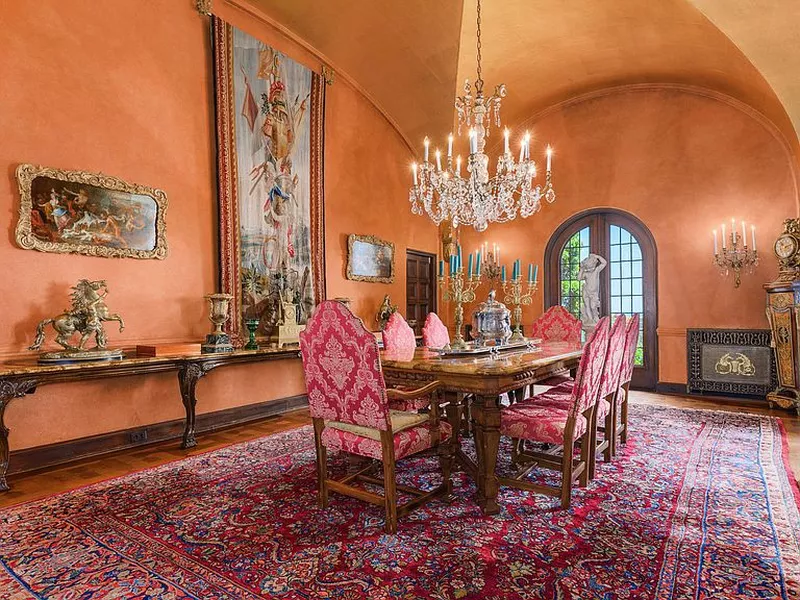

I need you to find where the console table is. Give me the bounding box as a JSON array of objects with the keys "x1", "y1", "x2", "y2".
[{"x1": 0, "y1": 347, "x2": 300, "y2": 491}]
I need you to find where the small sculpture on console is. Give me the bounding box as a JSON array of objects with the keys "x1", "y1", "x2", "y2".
[
  {"x1": 29, "y1": 279, "x2": 125, "y2": 362},
  {"x1": 578, "y1": 253, "x2": 607, "y2": 333},
  {"x1": 376, "y1": 294, "x2": 398, "y2": 330}
]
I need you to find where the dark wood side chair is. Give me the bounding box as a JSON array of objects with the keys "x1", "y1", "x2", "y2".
[
  {"x1": 498, "y1": 317, "x2": 611, "y2": 509},
  {"x1": 299, "y1": 300, "x2": 454, "y2": 534}
]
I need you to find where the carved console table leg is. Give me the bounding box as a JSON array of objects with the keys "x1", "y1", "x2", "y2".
[
  {"x1": 177, "y1": 363, "x2": 213, "y2": 449},
  {"x1": 0, "y1": 378, "x2": 39, "y2": 492},
  {"x1": 471, "y1": 394, "x2": 502, "y2": 516}
]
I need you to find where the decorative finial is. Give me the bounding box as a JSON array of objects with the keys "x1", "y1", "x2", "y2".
[
  {"x1": 321, "y1": 65, "x2": 335, "y2": 86},
  {"x1": 196, "y1": 0, "x2": 213, "y2": 16}
]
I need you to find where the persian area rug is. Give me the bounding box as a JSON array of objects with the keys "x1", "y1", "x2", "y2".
[{"x1": 1, "y1": 405, "x2": 799, "y2": 600}]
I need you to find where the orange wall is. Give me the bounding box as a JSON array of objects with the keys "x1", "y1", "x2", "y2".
[
  {"x1": 456, "y1": 86, "x2": 798, "y2": 384},
  {"x1": 0, "y1": 0, "x2": 435, "y2": 450}
]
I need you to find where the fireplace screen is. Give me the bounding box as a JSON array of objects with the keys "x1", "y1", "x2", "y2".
[{"x1": 687, "y1": 329, "x2": 776, "y2": 397}]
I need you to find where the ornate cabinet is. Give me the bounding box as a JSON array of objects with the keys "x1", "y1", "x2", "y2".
[
  {"x1": 765, "y1": 218, "x2": 800, "y2": 413},
  {"x1": 765, "y1": 282, "x2": 800, "y2": 412}
]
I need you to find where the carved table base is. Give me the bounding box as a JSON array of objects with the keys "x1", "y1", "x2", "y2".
[{"x1": 0, "y1": 348, "x2": 300, "y2": 491}]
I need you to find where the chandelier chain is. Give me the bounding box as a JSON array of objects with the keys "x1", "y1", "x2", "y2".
[{"x1": 475, "y1": 0, "x2": 483, "y2": 94}]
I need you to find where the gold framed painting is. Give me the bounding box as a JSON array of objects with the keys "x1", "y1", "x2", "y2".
[
  {"x1": 347, "y1": 234, "x2": 395, "y2": 283},
  {"x1": 15, "y1": 164, "x2": 168, "y2": 259}
]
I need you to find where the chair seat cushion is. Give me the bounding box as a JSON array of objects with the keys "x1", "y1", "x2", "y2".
[
  {"x1": 322, "y1": 419, "x2": 452, "y2": 460},
  {"x1": 539, "y1": 374, "x2": 574, "y2": 387},
  {"x1": 531, "y1": 393, "x2": 611, "y2": 420},
  {"x1": 501, "y1": 400, "x2": 587, "y2": 445}
]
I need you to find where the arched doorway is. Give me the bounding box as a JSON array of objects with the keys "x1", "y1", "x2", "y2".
[{"x1": 544, "y1": 209, "x2": 658, "y2": 389}]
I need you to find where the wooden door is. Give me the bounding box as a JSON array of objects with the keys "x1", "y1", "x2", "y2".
[{"x1": 406, "y1": 250, "x2": 436, "y2": 335}]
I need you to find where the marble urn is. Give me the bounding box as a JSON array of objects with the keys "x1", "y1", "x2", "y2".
[{"x1": 471, "y1": 290, "x2": 512, "y2": 346}]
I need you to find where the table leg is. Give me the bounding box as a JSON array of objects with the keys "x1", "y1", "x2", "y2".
[
  {"x1": 0, "y1": 379, "x2": 39, "y2": 492},
  {"x1": 472, "y1": 393, "x2": 501, "y2": 515},
  {"x1": 177, "y1": 363, "x2": 208, "y2": 449}
]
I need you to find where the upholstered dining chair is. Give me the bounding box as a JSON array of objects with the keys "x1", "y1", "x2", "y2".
[
  {"x1": 422, "y1": 312, "x2": 450, "y2": 349},
  {"x1": 529, "y1": 305, "x2": 583, "y2": 389},
  {"x1": 381, "y1": 312, "x2": 431, "y2": 411},
  {"x1": 499, "y1": 316, "x2": 610, "y2": 509},
  {"x1": 614, "y1": 313, "x2": 640, "y2": 455},
  {"x1": 299, "y1": 300, "x2": 454, "y2": 534},
  {"x1": 533, "y1": 315, "x2": 626, "y2": 478}
]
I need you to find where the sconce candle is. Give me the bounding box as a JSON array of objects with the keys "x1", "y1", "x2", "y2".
[
  {"x1": 714, "y1": 219, "x2": 758, "y2": 287},
  {"x1": 424, "y1": 137, "x2": 430, "y2": 163}
]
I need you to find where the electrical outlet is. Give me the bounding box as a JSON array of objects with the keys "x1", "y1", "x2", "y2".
[{"x1": 129, "y1": 429, "x2": 148, "y2": 444}]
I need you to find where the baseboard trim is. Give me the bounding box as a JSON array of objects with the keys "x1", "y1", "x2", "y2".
[
  {"x1": 9, "y1": 394, "x2": 308, "y2": 476},
  {"x1": 655, "y1": 381, "x2": 770, "y2": 407},
  {"x1": 655, "y1": 382, "x2": 688, "y2": 395}
]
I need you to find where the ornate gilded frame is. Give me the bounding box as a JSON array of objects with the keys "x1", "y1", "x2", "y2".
[
  {"x1": 347, "y1": 234, "x2": 395, "y2": 284},
  {"x1": 15, "y1": 163, "x2": 168, "y2": 260},
  {"x1": 212, "y1": 17, "x2": 326, "y2": 345}
]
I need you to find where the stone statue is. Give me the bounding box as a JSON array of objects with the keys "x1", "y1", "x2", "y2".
[
  {"x1": 29, "y1": 279, "x2": 125, "y2": 361},
  {"x1": 578, "y1": 254, "x2": 607, "y2": 327}
]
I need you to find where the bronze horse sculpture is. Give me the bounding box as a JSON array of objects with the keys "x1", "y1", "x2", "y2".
[{"x1": 29, "y1": 279, "x2": 125, "y2": 352}]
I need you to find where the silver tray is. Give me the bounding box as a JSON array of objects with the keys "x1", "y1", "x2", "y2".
[{"x1": 432, "y1": 338, "x2": 541, "y2": 357}]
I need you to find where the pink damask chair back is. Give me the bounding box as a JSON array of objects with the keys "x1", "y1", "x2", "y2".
[
  {"x1": 422, "y1": 313, "x2": 450, "y2": 349},
  {"x1": 569, "y1": 316, "x2": 611, "y2": 418},
  {"x1": 382, "y1": 312, "x2": 416, "y2": 353},
  {"x1": 619, "y1": 314, "x2": 640, "y2": 386},
  {"x1": 599, "y1": 315, "x2": 628, "y2": 400},
  {"x1": 299, "y1": 300, "x2": 390, "y2": 431},
  {"x1": 530, "y1": 305, "x2": 582, "y2": 344}
]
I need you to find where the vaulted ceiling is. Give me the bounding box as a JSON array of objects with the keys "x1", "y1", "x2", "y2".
[{"x1": 251, "y1": 0, "x2": 799, "y2": 156}]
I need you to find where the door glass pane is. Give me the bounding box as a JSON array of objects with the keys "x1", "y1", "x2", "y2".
[
  {"x1": 609, "y1": 224, "x2": 645, "y2": 365},
  {"x1": 559, "y1": 227, "x2": 590, "y2": 319}
]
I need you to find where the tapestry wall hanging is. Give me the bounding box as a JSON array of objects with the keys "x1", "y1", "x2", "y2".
[
  {"x1": 212, "y1": 17, "x2": 325, "y2": 344},
  {"x1": 15, "y1": 164, "x2": 168, "y2": 260}
]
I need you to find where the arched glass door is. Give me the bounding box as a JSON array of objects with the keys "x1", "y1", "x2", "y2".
[{"x1": 546, "y1": 210, "x2": 657, "y2": 388}]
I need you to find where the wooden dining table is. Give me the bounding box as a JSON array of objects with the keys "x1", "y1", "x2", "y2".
[{"x1": 381, "y1": 341, "x2": 583, "y2": 515}]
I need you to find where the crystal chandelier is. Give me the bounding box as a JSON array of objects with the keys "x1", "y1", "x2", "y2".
[{"x1": 409, "y1": 0, "x2": 556, "y2": 232}]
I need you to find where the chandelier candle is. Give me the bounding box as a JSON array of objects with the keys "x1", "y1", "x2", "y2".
[
  {"x1": 439, "y1": 250, "x2": 483, "y2": 350},
  {"x1": 408, "y1": 0, "x2": 556, "y2": 232},
  {"x1": 502, "y1": 261, "x2": 538, "y2": 342},
  {"x1": 713, "y1": 220, "x2": 758, "y2": 288}
]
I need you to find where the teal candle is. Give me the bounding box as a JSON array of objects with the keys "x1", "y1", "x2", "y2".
[
  {"x1": 449, "y1": 256, "x2": 455, "y2": 274},
  {"x1": 501, "y1": 265, "x2": 506, "y2": 282},
  {"x1": 468, "y1": 253, "x2": 473, "y2": 277},
  {"x1": 534, "y1": 264, "x2": 539, "y2": 282},
  {"x1": 528, "y1": 263, "x2": 533, "y2": 282},
  {"x1": 439, "y1": 260, "x2": 444, "y2": 277},
  {"x1": 475, "y1": 251, "x2": 482, "y2": 275}
]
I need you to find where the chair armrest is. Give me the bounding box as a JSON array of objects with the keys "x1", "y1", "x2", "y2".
[{"x1": 386, "y1": 380, "x2": 441, "y2": 402}]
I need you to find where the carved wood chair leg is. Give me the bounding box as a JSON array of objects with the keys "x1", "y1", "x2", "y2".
[
  {"x1": 610, "y1": 391, "x2": 619, "y2": 457},
  {"x1": 312, "y1": 419, "x2": 329, "y2": 508},
  {"x1": 603, "y1": 406, "x2": 614, "y2": 463},
  {"x1": 621, "y1": 384, "x2": 630, "y2": 444},
  {"x1": 439, "y1": 439, "x2": 454, "y2": 495},
  {"x1": 561, "y1": 430, "x2": 575, "y2": 509},
  {"x1": 381, "y1": 433, "x2": 398, "y2": 534}
]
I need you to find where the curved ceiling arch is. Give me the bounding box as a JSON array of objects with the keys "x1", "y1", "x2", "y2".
[{"x1": 249, "y1": 0, "x2": 798, "y2": 160}]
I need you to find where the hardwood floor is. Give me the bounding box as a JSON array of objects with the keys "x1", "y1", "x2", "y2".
[{"x1": 1, "y1": 392, "x2": 798, "y2": 508}]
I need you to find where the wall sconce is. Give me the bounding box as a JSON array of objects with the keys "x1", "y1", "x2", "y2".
[{"x1": 713, "y1": 218, "x2": 758, "y2": 288}]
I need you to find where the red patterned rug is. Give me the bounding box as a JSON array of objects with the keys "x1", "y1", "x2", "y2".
[{"x1": 1, "y1": 404, "x2": 799, "y2": 599}]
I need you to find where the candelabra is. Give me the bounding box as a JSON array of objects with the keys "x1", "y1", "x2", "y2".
[
  {"x1": 502, "y1": 276, "x2": 538, "y2": 341},
  {"x1": 713, "y1": 224, "x2": 758, "y2": 288},
  {"x1": 439, "y1": 267, "x2": 482, "y2": 350}
]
